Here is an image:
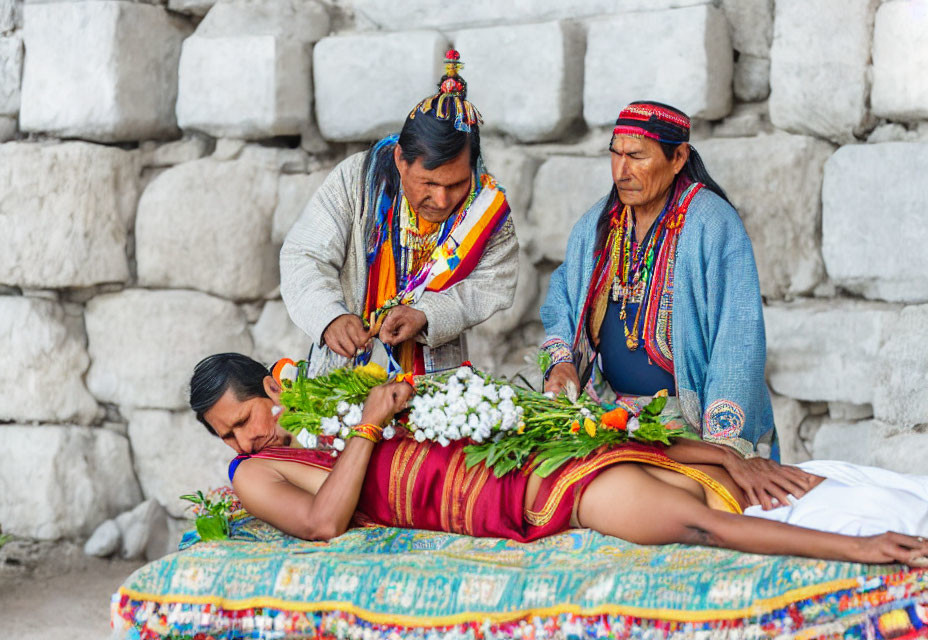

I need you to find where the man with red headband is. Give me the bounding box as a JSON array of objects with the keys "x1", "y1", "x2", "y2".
[
  {"x1": 540, "y1": 101, "x2": 788, "y2": 509},
  {"x1": 281, "y1": 50, "x2": 517, "y2": 376}
]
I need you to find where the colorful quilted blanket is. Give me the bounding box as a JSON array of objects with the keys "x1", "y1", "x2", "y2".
[{"x1": 112, "y1": 517, "x2": 928, "y2": 640}]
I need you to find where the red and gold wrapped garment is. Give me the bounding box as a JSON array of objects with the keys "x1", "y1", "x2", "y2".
[{"x1": 230, "y1": 439, "x2": 740, "y2": 542}]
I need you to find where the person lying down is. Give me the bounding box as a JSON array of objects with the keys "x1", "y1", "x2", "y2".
[{"x1": 189, "y1": 353, "x2": 928, "y2": 567}]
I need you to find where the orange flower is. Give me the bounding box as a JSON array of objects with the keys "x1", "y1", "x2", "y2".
[
  {"x1": 569, "y1": 420, "x2": 581, "y2": 434},
  {"x1": 655, "y1": 389, "x2": 669, "y2": 398},
  {"x1": 271, "y1": 358, "x2": 296, "y2": 386},
  {"x1": 395, "y1": 372, "x2": 416, "y2": 390},
  {"x1": 601, "y1": 408, "x2": 629, "y2": 431}
]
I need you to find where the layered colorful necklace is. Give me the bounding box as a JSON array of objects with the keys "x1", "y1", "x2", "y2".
[
  {"x1": 393, "y1": 179, "x2": 476, "y2": 291},
  {"x1": 397, "y1": 197, "x2": 442, "y2": 287},
  {"x1": 609, "y1": 201, "x2": 671, "y2": 351}
]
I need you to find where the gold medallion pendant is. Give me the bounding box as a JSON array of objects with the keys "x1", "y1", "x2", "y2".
[{"x1": 626, "y1": 334, "x2": 639, "y2": 351}]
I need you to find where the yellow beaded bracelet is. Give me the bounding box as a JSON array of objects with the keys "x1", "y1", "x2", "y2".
[{"x1": 346, "y1": 423, "x2": 384, "y2": 443}]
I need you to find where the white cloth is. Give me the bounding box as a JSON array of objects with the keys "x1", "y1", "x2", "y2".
[{"x1": 743, "y1": 460, "x2": 928, "y2": 536}]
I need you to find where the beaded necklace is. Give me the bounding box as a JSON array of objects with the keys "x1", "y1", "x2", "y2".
[
  {"x1": 609, "y1": 199, "x2": 671, "y2": 351},
  {"x1": 398, "y1": 196, "x2": 442, "y2": 283},
  {"x1": 394, "y1": 179, "x2": 477, "y2": 290}
]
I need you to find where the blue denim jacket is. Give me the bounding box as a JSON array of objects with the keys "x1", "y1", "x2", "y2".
[{"x1": 540, "y1": 188, "x2": 775, "y2": 457}]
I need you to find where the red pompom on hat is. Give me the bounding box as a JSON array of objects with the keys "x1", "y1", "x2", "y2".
[
  {"x1": 407, "y1": 46, "x2": 483, "y2": 133},
  {"x1": 440, "y1": 77, "x2": 464, "y2": 94}
]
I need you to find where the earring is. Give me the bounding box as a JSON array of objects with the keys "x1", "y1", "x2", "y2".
[{"x1": 271, "y1": 405, "x2": 282, "y2": 417}]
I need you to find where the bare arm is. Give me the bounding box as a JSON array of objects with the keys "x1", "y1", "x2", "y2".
[
  {"x1": 232, "y1": 382, "x2": 413, "y2": 541},
  {"x1": 663, "y1": 438, "x2": 820, "y2": 510},
  {"x1": 698, "y1": 508, "x2": 928, "y2": 566}
]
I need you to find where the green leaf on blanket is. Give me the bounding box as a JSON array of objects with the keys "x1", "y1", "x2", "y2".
[
  {"x1": 181, "y1": 490, "x2": 233, "y2": 541},
  {"x1": 195, "y1": 515, "x2": 230, "y2": 542}
]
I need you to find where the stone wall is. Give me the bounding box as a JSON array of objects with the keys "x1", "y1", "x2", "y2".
[{"x1": 1, "y1": 0, "x2": 927, "y2": 553}]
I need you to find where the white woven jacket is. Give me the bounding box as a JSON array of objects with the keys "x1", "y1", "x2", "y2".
[{"x1": 280, "y1": 151, "x2": 519, "y2": 370}]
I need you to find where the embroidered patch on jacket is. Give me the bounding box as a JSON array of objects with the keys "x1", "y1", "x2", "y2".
[{"x1": 704, "y1": 399, "x2": 745, "y2": 439}]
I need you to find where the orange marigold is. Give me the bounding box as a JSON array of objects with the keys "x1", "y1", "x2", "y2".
[
  {"x1": 569, "y1": 420, "x2": 581, "y2": 434},
  {"x1": 601, "y1": 408, "x2": 629, "y2": 431}
]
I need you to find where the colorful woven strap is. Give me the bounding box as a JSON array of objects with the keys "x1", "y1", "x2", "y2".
[{"x1": 613, "y1": 101, "x2": 690, "y2": 145}]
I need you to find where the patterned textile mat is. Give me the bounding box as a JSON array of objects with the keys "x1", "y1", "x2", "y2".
[{"x1": 112, "y1": 518, "x2": 928, "y2": 639}]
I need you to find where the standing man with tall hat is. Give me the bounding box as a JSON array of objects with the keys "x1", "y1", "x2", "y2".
[{"x1": 281, "y1": 49, "x2": 517, "y2": 375}]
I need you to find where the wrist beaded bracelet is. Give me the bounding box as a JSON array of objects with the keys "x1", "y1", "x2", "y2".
[{"x1": 346, "y1": 423, "x2": 384, "y2": 443}]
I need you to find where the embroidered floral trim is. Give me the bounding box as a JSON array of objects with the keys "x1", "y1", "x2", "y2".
[{"x1": 703, "y1": 399, "x2": 745, "y2": 440}]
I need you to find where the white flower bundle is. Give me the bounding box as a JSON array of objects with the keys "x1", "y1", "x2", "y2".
[
  {"x1": 407, "y1": 366, "x2": 524, "y2": 447},
  {"x1": 296, "y1": 399, "x2": 397, "y2": 453}
]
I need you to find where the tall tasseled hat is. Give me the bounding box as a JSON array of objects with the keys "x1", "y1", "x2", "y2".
[{"x1": 409, "y1": 48, "x2": 483, "y2": 133}]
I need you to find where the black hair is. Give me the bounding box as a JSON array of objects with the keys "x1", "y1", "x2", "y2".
[
  {"x1": 658, "y1": 142, "x2": 730, "y2": 205},
  {"x1": 189, "y1": 353, "x2": 270, "y2": 436},
  {"x1": 397, "y1": 112, "x2": 480, "y2": 172}
]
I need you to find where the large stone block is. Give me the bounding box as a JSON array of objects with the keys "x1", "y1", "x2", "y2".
[
  {"x1": 314, "y1": 31, "x2": 448, "y2": 142},
  {"x1": 0, "y1": 296, "x2": 100, "y2": 424},
  {"x1": 765, "y1": 300, "x2": 894, "y2": 405},
  {"x1": 351, "y1": 0, "x2": 711, "y2": 31},
  {"x1": 0, "y1": 35, "x2": 22, "y2": 116},
  {"x1": 0, "y1": 114, "x2": 14, "y2": 141},
  {"x1": 272, "y1": 170, "x2": 329, "y2": 245},
  {"x1": 480, "y1": 140, "x2": 538, "y2": 232},
  {"x1": 20, "y1": 2, "x2": 189, "y2": 142},
  {"x1": 470, "y1": 250, "x2": 539, "y2": 338},
  {"x1": 872, "y1": 304, "x2": 928, "y2": 427},
  {"x1": 822, "y1": 143, "x2": 928, "y2": 303},
  {"x1": 733, "y1": 55, "x2": 770, "y2": 103},
  {"x1": 136, "y1": 158, "x2": 279, "y2": 300},
  {"x1": 252, "y1": 300, "x2": 314, "y2": 364},
  {"x1": 811, "y1": 419, "x2": 884, "y2": 467},
  {"x1": 527, "y1": 155, "x2": 611, "y2": 262},
  {"x1": 0, "y1": 425, "x2": 141, "y2": 539},
  {"x1": 176, "y1": 0, "x2": 329, "y2": 139},
  {"x1": 1, "y1": 0, "x2": 20, "y2": 34},
  {"x1": 0, "y1": 142, "x2": 139, "y2": 288},
  {"x1": 168, "y1": 0, "x2": 215, "y2": 17},
  {"x1": 720, "y1": 0, "x2": 773, "y2": 58},
  {"x1": 140, "y1": 136, "x2": 212, "y2": 168},
  {"x1": 813, "y1": 419, "x2": 928, "y2": 475},
  {"x1": 869, "y1": 429, "x2": 928, "y2": 476},
  {"x1": 769, "y1": 0, "x2": 878, "y2": 143},
  {"x1": 85, "y1": 290, "x2": 253, "y2": 410},
  {"x1": 127, "y1": 409, "x2": 233, "y2": 518},
  {"x1": 871, "y1": 0, "x2": 928, "y2": 121},
  {"x1": 770, "y1": 393, "x2": 810, "y2": 464},
  {"x1": 697, "y1": 133, "x2": 833, "y2": 299},
  {"x1": 454, "y1": 21, "x2": 582, "y2": 142},
  {"x1": 584, "y1": 5, "x2": 733, "y2": 126}
]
